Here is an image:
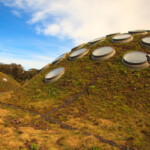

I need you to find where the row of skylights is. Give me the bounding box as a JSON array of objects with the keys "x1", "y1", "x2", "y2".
[
  {"x1": 46, "y1": 50, "x2": 149, "y2": 83},
  {"x1": 45, "y1": 31, "x2": 150, "y2": 83},
  {"x1": 128, "y1": 29, "x2": 148, "y2": 35}
]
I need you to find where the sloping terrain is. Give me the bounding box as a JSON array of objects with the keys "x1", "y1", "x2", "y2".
[
  {"x1": 0, "y1": 32, "x2": 150, "y2": 150},
  {"x1": 1, "y1": 104, "x2": 117, "y2": 150},
  {"x1": 0, "y1": 72, "x2": 20, "y2": 92}
]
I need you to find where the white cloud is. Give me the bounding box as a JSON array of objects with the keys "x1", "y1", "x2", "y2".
[
  {"x1": 0, "y1": 52, "x2": 14, "y2": 56},
  {"x1": 0, "y1": 49, "x2": 11, "y2": 52},
  {"x1": 11, "y1": 10, "x2": 21, "y2": 17},
  {"x1": 1, "y1": 0, "x2": 150, "y2": 44},
  {"x1": 43, "y1": 24, "x2": 60, "y2": 36},
  {"x1": 34, "y1": 55, "x2": 53, "y2": 61}
]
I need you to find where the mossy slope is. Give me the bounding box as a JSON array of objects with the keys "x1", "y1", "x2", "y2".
[
  {"x1": 0, "y1": 72, "x2": 20, "y2": 92},
  {"x1": 2, "y1": 33, "x2": 150, "y2": 149}
]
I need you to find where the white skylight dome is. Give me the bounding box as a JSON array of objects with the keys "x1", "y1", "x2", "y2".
[
  {"x1": 122, "y1": 51, "x2": 149, "y2": 69},
  {"x1": 52, "y1": 53, "x2": 66, "y2": 65},
  {"x1": 91, "y1": 46, "x2": 115, "y2": 61},
  {"x1": 141, "y1": 37, "x2": 150, "y2": 49},
  {"x1": 88, "y1": 36, "x2": 106, "y2": 46},
  {"x1": 69, "y1": 48, "x2": 89, "y2": 60},
  {"x1": 45, "y1": 67, "x2": 65, "y2": 83},
  {"x1": 106, "y1": 33, "x2": 120, "y2": 37},
  {"x1": 2, "y1": 78, "x2": 8, "y2": 82},
  {"x1": 128, "y1": 29, "x2": 147, "y2": 35},
  {"x1": 112, "y1": 34, "x2": 133, "y2": 43},
  {"x1": 71, "y1": 43, "x2": 86, "y2": 52}
]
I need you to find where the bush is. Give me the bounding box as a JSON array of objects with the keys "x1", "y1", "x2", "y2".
[{"x1": 31, "y1": 144, "x2": 39, "y2": 150}]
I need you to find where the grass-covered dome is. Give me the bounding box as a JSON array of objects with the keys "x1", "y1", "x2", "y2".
[
  {"x1": 0, "y1": 31, "x2": 150, "y2": 150},
  {"x1": 0, "y1": 72, "x2": 20, "y2": 92}
]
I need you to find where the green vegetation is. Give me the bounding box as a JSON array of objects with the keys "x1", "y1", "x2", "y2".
[
  {"x1": 0, "y1": 72, "x2": 20, "y2": 92},
  {"x1": 31, "y1": 144, "x2": 39, "y2": 150},
  {"x1": 0, "y1": 63, "x2": 39, "y2": 83},
  {"x1": 0, "y1": 33, "x2": 150, "y2": 149}
]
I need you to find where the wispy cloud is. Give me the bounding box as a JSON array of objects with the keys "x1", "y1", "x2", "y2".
[
  {"x1": 34, "y1": 55, "x2": 53, "y2": 61},
  {"x1": 0, "y1": 36, "x2": 72, "y2": 70},
  {"x1": 0, "y1": 52, "x2": 54, "y2": 70},
  {"x1": 11, "y1": 10, "x2": 21, "y2": 17},
  {"x1": 0, "y1": 47, "x2": 55, "y2": 70},
  {"x1": 0, "y1": 48, "x2": 11, "y2": 52},
  {"x1": 0, "y1": 51, "x2": 14, "y2": 56},
  {"x1": 1, "y1": 0, "x2": 150, "y2": 44}
]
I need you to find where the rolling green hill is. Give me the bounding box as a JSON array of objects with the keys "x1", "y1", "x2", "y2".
[
  {"x1": 0, "y1": 32, "x2": 150, "y2": 150},
  {"x1": 0, "y1": 72, "x2": 20, "y2": 92}
]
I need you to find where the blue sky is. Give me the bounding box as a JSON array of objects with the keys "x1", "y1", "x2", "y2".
[
  {"x1": 0, "y1": 0, "x2": 149, "y2": 70},
  {"x1": 0, "y1": 2, "x2": 73, "y2": 70}
]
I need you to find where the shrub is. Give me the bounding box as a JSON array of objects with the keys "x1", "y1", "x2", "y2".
[{"x1": 31, "y1": 144, "x2": 39, "y2": 150}]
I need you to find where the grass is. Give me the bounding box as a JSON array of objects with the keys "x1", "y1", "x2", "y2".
[
  {"x1": 0, "y1": 106, "x2": 116, "y2": 150},
  {"x1": 0, "y1": 72, "x2": 20, "y2": 92},
  {"x1": 0, "y1": 33, "x2": 150, "y2": 149}
]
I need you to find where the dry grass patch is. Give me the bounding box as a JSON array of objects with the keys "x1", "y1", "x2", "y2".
[
  {"x1": 29, "y1": 99, "x2": 57, "y2": 113},
  {"x1": 0, "y1": 92, "x2": 12, "y2": 103},
  {"x1": 0, "y1": 108, "x2": 9, "y2": 116},
  {"x1": 0, "y1": 126, "x2": 24, "y2": 149},
  {"x1": 0, "y1": 108, "x2": 9, "y2": 124}
]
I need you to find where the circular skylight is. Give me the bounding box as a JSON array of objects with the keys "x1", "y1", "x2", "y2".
[
  {"x1": 122, "y1": 51, "x2": 149, "y2": 69},
  {"x1": 91, "y1": 46, "x2": 115, "y2": 61},
  {"x1": 45, "y1": 67, "x2": 65, "y2": 83},
  {"x1": 2, "y1": 78, "x2": 8, "y2": 82},
  {"x1": 129, "y1": 29, "x2": 147, "y2": 35},
  {"x1": 112, "y1": 34, "x2": 133, "y2": 43},
  {"x1": 141, "y1": 37, "x2": 150, "y2": 49},
  {"x1": 106, "y1": 33, "x2": 120, "y2": 37},
  {"x1": 88, "y1": 37, "x2": 106, "y2": 45},
  {"x1": 69, "y1": 48, "x2": 89, "y2": 60},
  {"x1": 52, "y1": 53, "x2": 66, "y2": 65},
  {"x1": 71, "y1": 43, "x2": 85, "y2": 52},
  {"x1": 141, "y1": 37, "x2": 150, "y2": 45},
  {"x1": 113, "y1": 34, "x2": 131, "y2": 40}
]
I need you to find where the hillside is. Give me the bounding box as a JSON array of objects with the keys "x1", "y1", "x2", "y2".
[
  {"x1": 0, "y1": 72, "x2": 20, "y2": 92},
  {"x1": 0, "y1": 31, "x2": 150, "y2": 150},
  {"x1": 0, "y1": 63, "x2": 39, "y2": 84}
]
